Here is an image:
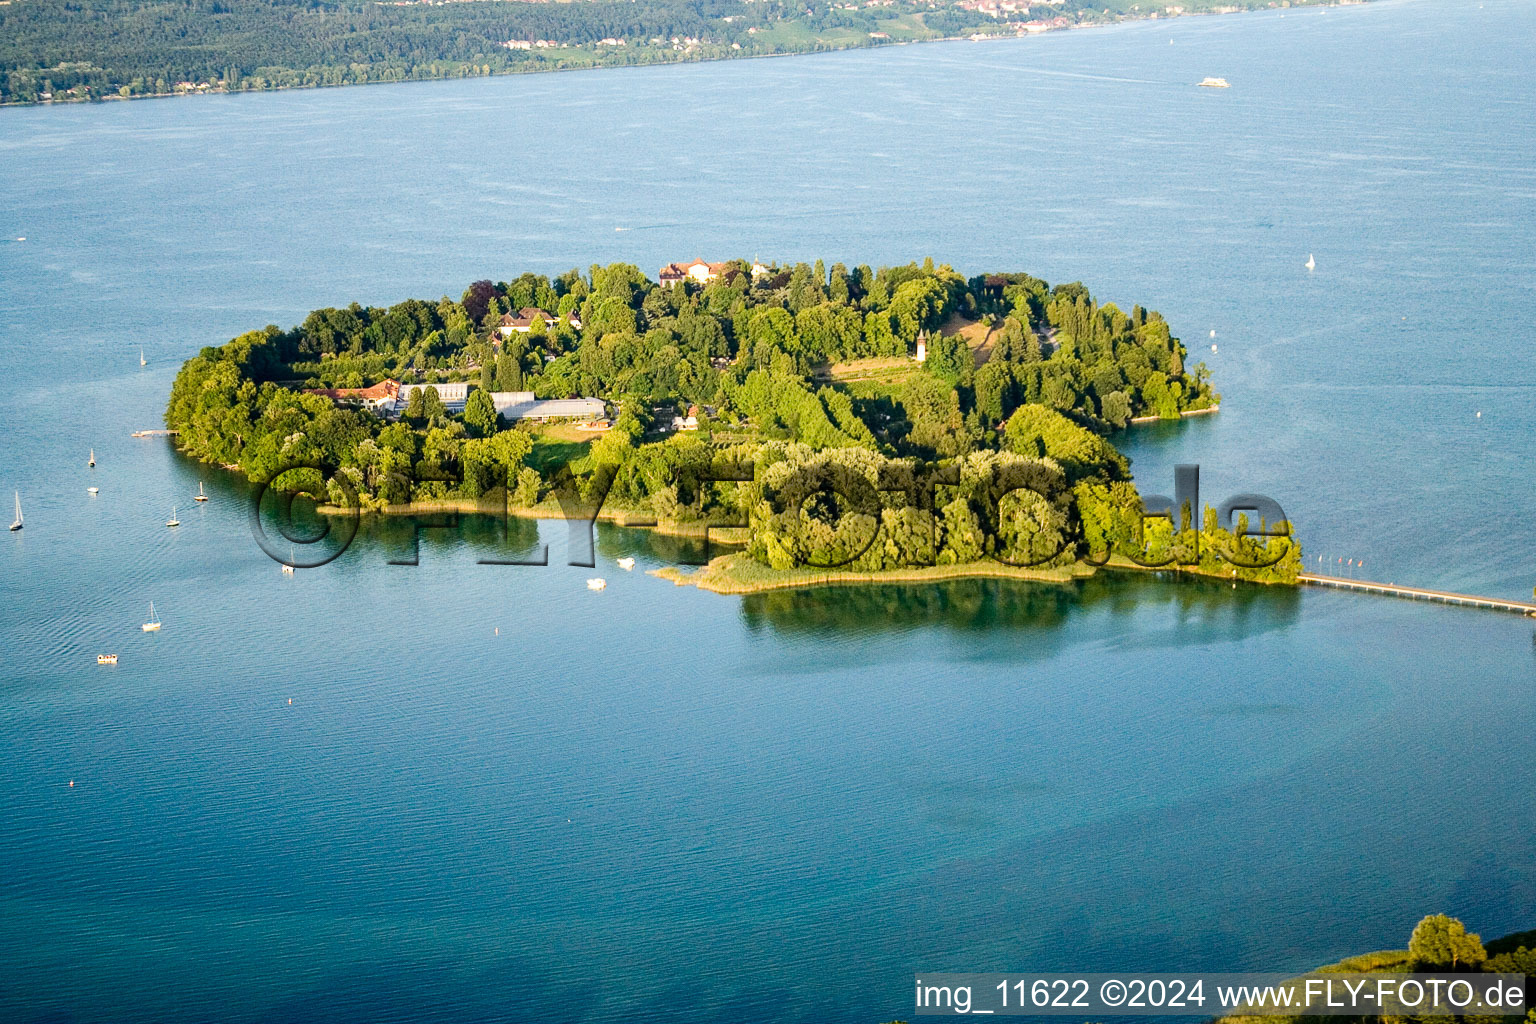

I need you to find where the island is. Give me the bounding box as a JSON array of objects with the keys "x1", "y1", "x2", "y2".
[{"x1": 166, "y1": 257, "x2": 1301, "y2": 587}]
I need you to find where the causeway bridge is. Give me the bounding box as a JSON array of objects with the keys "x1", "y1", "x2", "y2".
[{"x1": 1299, "y1": 573, "x2": 1536, "y2": 616}]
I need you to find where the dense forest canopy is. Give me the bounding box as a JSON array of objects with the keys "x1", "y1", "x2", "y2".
[
  {"x1": 1, "y1": 0, "x2": 1329, "y2": 104},
  {"x1": 166, "y1": 257, "x2": 1298, "y2": 580}
]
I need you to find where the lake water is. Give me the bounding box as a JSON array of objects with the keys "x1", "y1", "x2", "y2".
[{"x1": 2, "y1": 0, "x2": 1535, "y2": 1020}]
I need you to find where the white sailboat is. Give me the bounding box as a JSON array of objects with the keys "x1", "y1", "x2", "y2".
[
  {"x1": 282, "y1": 544, "x2": 295, "y2": 574},
  {"x1": 141, "y1": 602, "x2": 161, "y2": 632},
  {"x1": 1305, "y1": 253, "x2": 1316, "y2": 271},
  {"x1": 194, "y1": 482, "x2": 208, "y2": 502},
  {"x1": 139, "y1": 347, "x2": 147, "y2": 367},
  {"x1": 166, "y1": 506, "x2": 180, "y2": 527},
  {"x1": 9, "y1": 491, "x2": 21, "y2": 531},
  {"x1": 89, "y1": 448, "x2": 96, "y2": 467}
]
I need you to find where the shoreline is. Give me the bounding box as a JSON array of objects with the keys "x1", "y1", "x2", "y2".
[
  {"x1": 651, "y1": 551, "x2": 1295, "y2": 596},
  {"x1": 2, "y1": 2, "x2": 1360, "y2": 111},
  {"x1": 1128, "y1": 404, "x2": 1219, "y2": 425},
  {"x1": 310, "y1": 497, "x2": 1297, "y2": 593}
]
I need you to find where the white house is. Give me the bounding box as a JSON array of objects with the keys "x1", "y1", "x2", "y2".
[
  {"x1": 499, "y1": 307, "x2": 580, "y2": 337},
  {"x1": 659, "y1": 259, "x2": 732, "y2": 288}
]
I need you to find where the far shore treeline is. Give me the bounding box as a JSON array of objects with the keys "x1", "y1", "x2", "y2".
[
  {"x1": 166, "y1": 257, "x2": 1299, "y2": 581},
  {"x1": 0, "y1": 0, "x2": 1332, "y2": 106}
]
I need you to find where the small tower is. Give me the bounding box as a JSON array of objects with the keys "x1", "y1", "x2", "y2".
[{"x1": 915, "y1": 331, "x2": 927, "y2": 363}]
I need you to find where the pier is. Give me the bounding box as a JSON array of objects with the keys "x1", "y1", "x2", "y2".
[
  {"x1": 131, "y1": 429, "x2": 179, "y2": 437},
  {"x1": 1299, "y1": 573, "x2": 1536, "y2": 616}
]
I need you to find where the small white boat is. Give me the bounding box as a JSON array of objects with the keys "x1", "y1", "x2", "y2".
[
  {"x1": 1198, "y1": 76, "x2": 1230, "y2": 88},
  {"x1": 1210, "y1": 344, "x2": 1218, "y2": 353},
  {"x1": 194, "y1": 482, "x2": 208, "y2": 502},
  {"x1": 89, "y1": 448, "x2": 96, "y2": 467},
  {"x1": 142, "y1": 602, "x2": 161, "y2": 632},
  {"x1": 617, "y1": 557, "x2": 635, "y2": 571},
  {"x1": 282, "y1": 563, "x2": 295, "y2": 575},
  {"x1": 166, "y1": 506, "x2": 180, "y2": 527},
  {"x1": 587, "y1": 578, "x2": 607, "y2": 590},
  {"x1": 97, "y1": 653, "x2": 118, "y2": 664},
  {"x1": 1305, "y1": 253, "x2": 1316, "y2": 271},
  {"x1": 140, "y1": 347, "x2": 147, "y2": 367},
  {"x1": 87, "y1": 486, "x2": 99, "y2": 495},
  {"x1": 10, "y1": 491, "x2": 22, "y2": 531}
]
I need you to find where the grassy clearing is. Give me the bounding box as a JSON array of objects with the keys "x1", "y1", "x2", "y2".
[
  {"x1": 816, "y1": 357, "x2": 920, "y2": 387},
  {"x1": 527, "y1": 426, "x2": 591, "y2": 473}
]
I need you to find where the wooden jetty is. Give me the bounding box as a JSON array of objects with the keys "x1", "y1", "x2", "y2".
[
  {"x1": 1299, "y1": 573, "x2": 1536, "y2": 616},
  {"x1": 131, "y1": 429, "x2": 179, "y2": 437}
]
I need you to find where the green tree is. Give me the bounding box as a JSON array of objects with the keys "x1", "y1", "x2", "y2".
[
  {"x1": 1003, "y1": 404, "x2": 1128, "y2": 483},
  {"x1": 1409, "y1": 915, "x2": 1486, "y2": 970},
  {"x1": 404, "y1": 386, "x2": 427, "y2": 422},
  {"x1": 420, "y1": 385, "x2": 446, "y2": 421},
  {"x1": 494, "y1": 349, "x2": 524, "y2": 392},
  {"x1": 1101, "y1": 390, "x2": 1132, "y2": 428},
  {"x1": 989, "y1": 315, "x2": 1040, "y2": 364},
  {"x1": 923, "y1": 333, "x2": 971, "y2": 385},
  {"x1": 463, "y1": 388, "x2": 499, "y2": 436}
]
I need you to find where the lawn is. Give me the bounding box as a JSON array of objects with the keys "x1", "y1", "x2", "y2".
[{"x1": 525, "y1": 423, "x2": 593, "y2": 472}]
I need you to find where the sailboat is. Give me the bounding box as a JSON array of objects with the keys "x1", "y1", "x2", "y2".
[
  {"x1": 141, "y1": 602, "x2": 161, "y2": 632},
  {"x1": 89, "y1": 449, "x2": 96, "y2": 467},
  {"x1": 9, "y1": 492, "x2": 21, "y2": 531},
  {"x1": 1305, "y1": 253, "x2": 1316, "y2": 271},
  {"x1": 139, "y1": 347, "x2": 147, "y2": 367},
  {"x1": 166, "y1": 506, "x2": 180, "y2": 527},
  {"x1": 194, "y1": 482, "x2": 208, "y2": 502},
  {"x1": 282, "y1": 544, "x2": 295, "y2": 574}
]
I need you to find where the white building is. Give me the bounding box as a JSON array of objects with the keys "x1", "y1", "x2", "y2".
[
  {"x1": 659, "y1": 259, "x2": 732, "y2": 288},
  {"x1": 491, "y1": 392, "x2": 608, "y2": 422},
  {"x1": 397, "y1": 381, "x2": 471, "y2": 413}
]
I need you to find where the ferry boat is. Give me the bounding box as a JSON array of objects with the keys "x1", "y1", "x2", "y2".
[
  {"x1": 1198, "y1": 77, "x2": 1230, "y2": 88},
  {"x1": 97, "y1": 653, "x2": 119, "y2": 664}
]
